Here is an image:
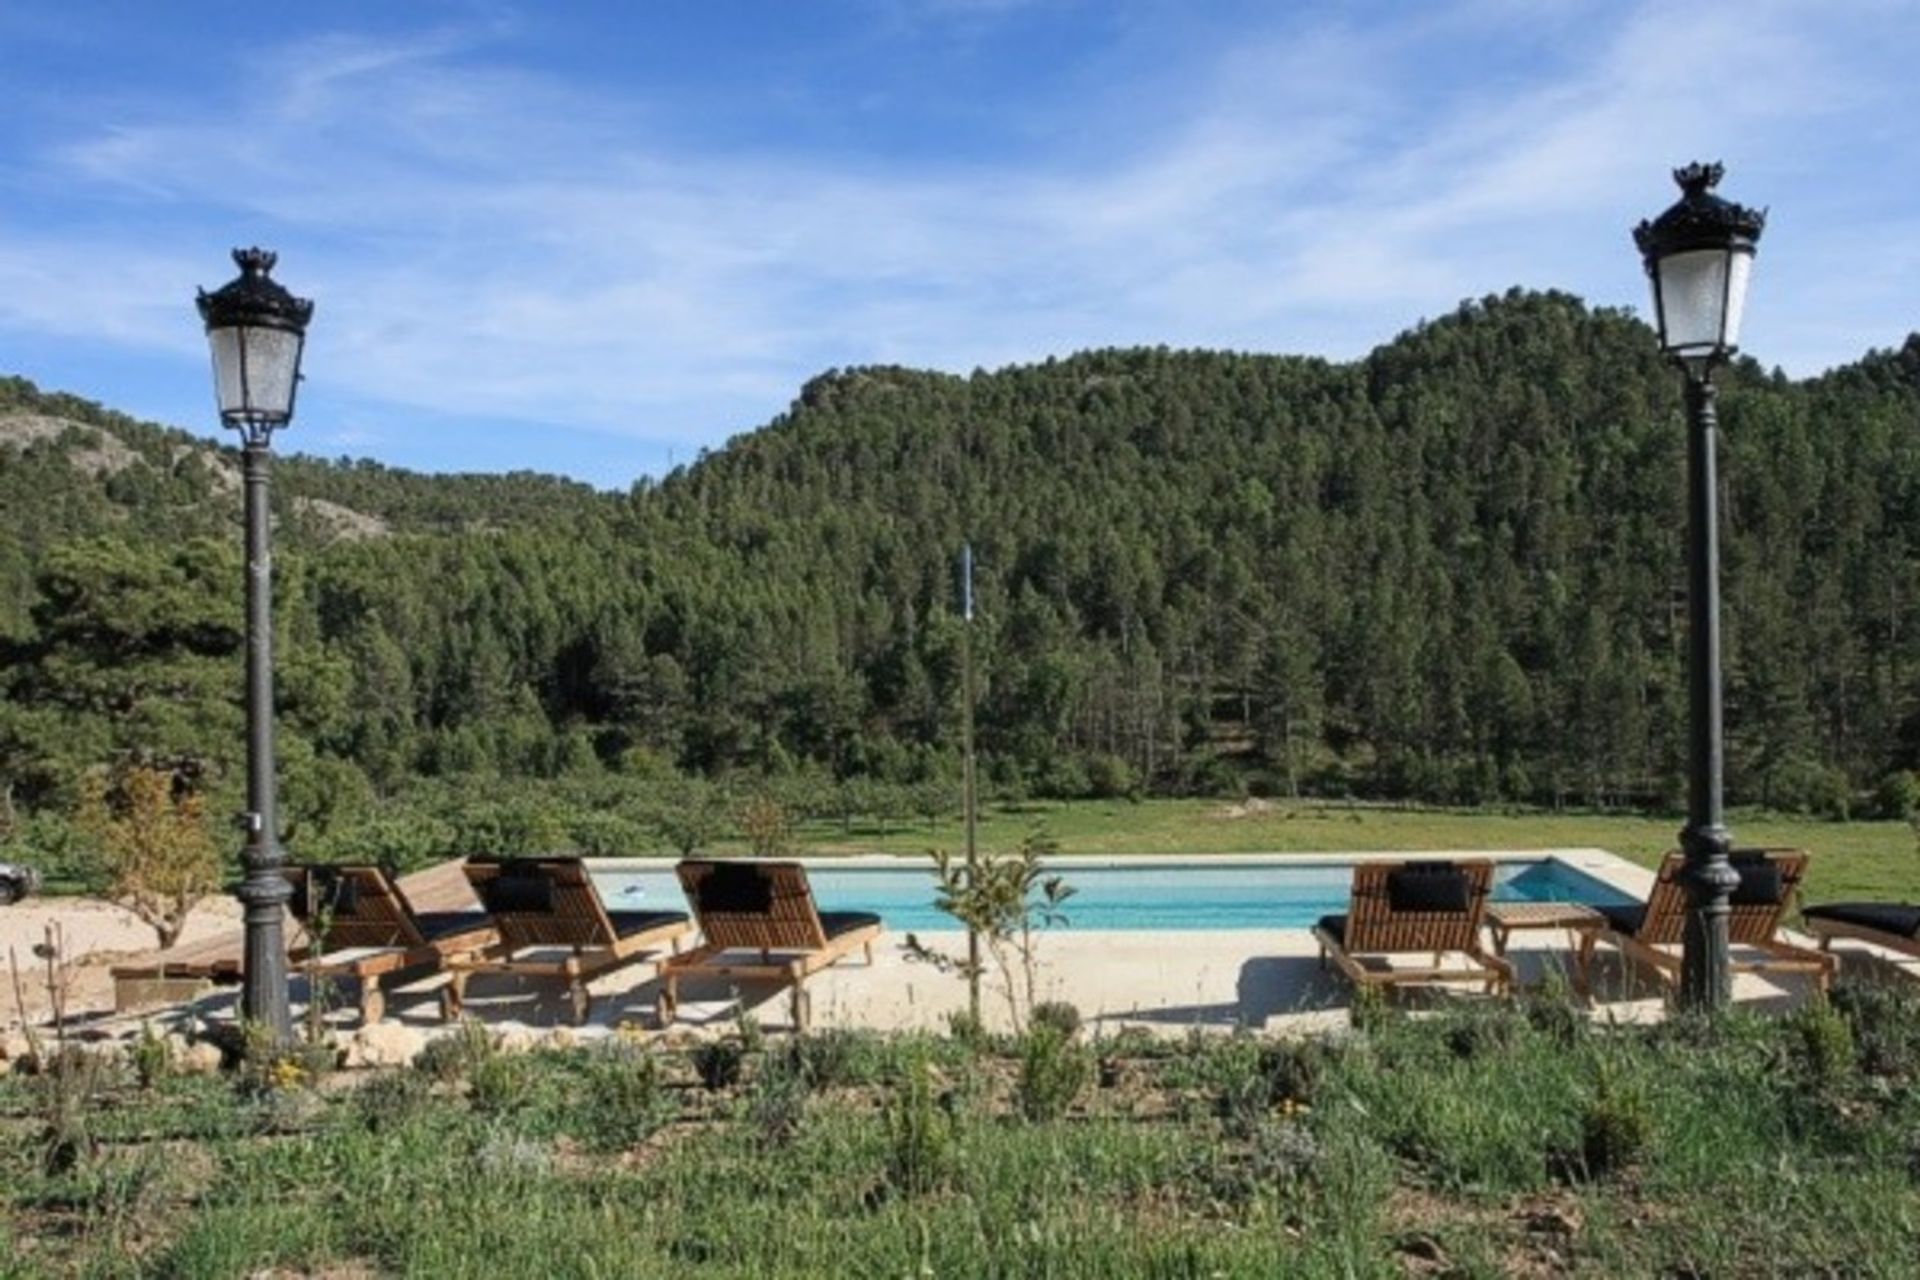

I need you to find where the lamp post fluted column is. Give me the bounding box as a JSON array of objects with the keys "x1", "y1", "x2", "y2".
[
  {"x1": 197, "y1": 247, "x2": 313, "y2": 1045},
  {"x1": 239, "y1": 438, "x2": 293, "y2": 1041},
  {"x1": 1678, "y1": 370, "x2": 1738, "y2": 1009}
]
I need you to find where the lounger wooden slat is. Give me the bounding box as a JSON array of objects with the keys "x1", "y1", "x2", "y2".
[
  {"x1": 445, "y1": 858, "x2": 691, "y2": 1025},
  {"x1": 110, "y1": 858, "x2": 488, "y2": 1015},
  {"x1": 1311, "y1": 860, "x2": 1512, "y2": 996},
  {"x1": 1576, "y1": 848, "x2": 1836, "y2": 996},
  {"x1": 657, "y1": 860, "x2": 882, "y2": 1031},
  {"x1": 280, "y1": 865, "x2": 498, "y2": 1024}
]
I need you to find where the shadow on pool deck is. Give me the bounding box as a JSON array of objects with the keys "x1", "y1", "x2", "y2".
[{"x1": 89, "y1": 928, "x2": 1850, "y2": 1044}]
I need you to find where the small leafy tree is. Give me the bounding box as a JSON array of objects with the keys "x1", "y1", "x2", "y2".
[
  {"x1": 652, "y1": 777, "x2": 728, "y2": 856},
  {"x1": 737, "y1": 790, "x2": 795, "y2": 859},
  {"x1": 906, "y1": 827, "x2": 1075, "y2": 1033},
  {"x1": 75, "y1": 766, "x2": 222, "y2": 949}
]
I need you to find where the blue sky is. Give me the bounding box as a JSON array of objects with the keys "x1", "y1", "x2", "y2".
[{"x1": 2, "y1": 1, "x2": 1916, "y2": 489}]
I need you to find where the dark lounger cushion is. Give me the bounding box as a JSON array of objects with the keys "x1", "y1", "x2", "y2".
[
  {"x1": 1729, "y1": 854, "x2": 1785, "y2": 907},
  {"x1": 1386, "y1": 862, "x2": 1471, "y2": 913},
  {"x1": 819, "y1": 910, "x2": 882, "y2": 940},
  {"x1": 481, "y1": 873, "x2": 555, "y2": 915},
  {"x1": 605, "y1": 909, "x2": 690, "y2": 940},
  {"x1": 1803, "y1": 902, "x2": 1920, "y2": 939},
  {"x1": 695, "y1": 863, "x2": 774, "y2": 914},
  {"x1": 1316, "y1": 914, "x2": 1347, "y2": 947},
  {"x1": 1596, "y1": 903, "x2": 1647, "y2": 935},
  {"x1": 413, "y1": 911, "x2": 491, "y2": 943}
]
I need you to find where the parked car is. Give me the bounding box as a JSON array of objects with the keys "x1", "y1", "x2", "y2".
[{"x1": 0, "y1": 860, "x2": 42, "y2": 905}]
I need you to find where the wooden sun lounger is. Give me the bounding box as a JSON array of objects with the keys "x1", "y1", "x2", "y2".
[
  {"x1": 444, "y1": 858, "x2": 691, "y2": 1025},
  {"x1": 111, "y1": 859, "x2": 483, "y2": 1014},
  {"x1": 1802, "y1": 902, "x2": 1920, "y2": 965},
  {"x1": 1576, "y1": 848, "x2": 1836, "y2": 995},
  {"x1": 1312, "y1": 859, "x2": 1512, "y2": 995},
  {"x1": 657, "y1": 860, "x2": 883, "y2": 1031},
  {"x1": 281, "y1": 864, "x2": 498, "y2": 1024}
]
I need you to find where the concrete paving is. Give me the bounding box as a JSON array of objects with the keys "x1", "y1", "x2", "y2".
[{"x1": 85, "y1": 848, "x2": 1850, "y2": 1044}]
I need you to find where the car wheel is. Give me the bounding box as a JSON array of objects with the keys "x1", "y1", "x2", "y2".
[{"x1": 0, "y1": 879, "x2": 18, "y2": 907}]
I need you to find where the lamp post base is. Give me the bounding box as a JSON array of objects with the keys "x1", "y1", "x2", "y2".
[
  {"x1": 1677, "y1": 821, "x2": 1737, "y2": 1011},
  {"x1": 238, "y1": 847, "x2": 294, "y2": 1043}
]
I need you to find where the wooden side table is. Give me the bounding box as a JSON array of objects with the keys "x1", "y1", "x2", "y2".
[{"x1": 1485, "y1": 902, "x2": 1605, "y2": 995}]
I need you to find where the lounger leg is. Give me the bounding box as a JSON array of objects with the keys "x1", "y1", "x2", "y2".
[
  {"x1": 360, "y1": 978, "x2": 386, "y2": 1026},
  {"x1": 569, "y1": 983, "x2": 591, "y2": 1026},
  {"x1": 441, "y1": 971, "x2": 468, "y2": 1022},
  {"x1": 863, "y1": 941, "x2": 874, "y2": 965},
  {"x1": 656, "y1": 975, "x2": 678, "y2": 1029},
  {"x1": 790, "y1": 984, "x2": 811, "y2": 1032}
]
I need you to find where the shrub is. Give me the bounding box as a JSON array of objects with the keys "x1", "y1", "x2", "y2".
[
  {"x1": 579, "y1": 1040, "x2": 669, "y2": 1152},
  {"x1": 1030, "y1": 1001, "x2": 1082, "y2": 1039},
  {"x1": 884, "y1": 1057, "x2": 955, "y2": 1196},
  {"x1": 944, "y1": 1008, "x2": 987, "y2": 1047},
  {"x1": 468, "y1": 1052, "x2": 531, "y2": 1115},
  {"x1": 692, "y1": 1040, "x2": 745, "y2": 1091},
  {"x1": 1083, "y1": 752, "x2": 1139, "y2": 800},
  {"x1": 1767, "y1": 758, "x2": 1853, "y2": 820},
  {"x1": 778, "y1": 1029, "x2": 880, "y2": 1090},
  {"x1": 1016, "y1": 1024, "x2": 1090, "y2": 1123},
  {"x1": 129, "y1": 1023, "x2": 172, "y2": 1090},
  {"x1": 1873, "y1": 770, "x2": 1920, "y2": 821},
  {"x1": 413, "y1": 1019, "x2": 499, "y2": 1085},
  {"x1": 1831, "y1": 978, "x2": 1920, "y2": 1080},
  {"x1": 1581, "y1": 1065, "x2": 1653, "y2": 1178},
  {"x1": 747, "y1": 1063, "x2": 810, "y2": 1147},
  {"x1": 354, "y1": 1069, "x2": 433, "y2": 1133},
  {"x1": 1787, "y1": 999, "x2": 1857, "y2": 1088}
]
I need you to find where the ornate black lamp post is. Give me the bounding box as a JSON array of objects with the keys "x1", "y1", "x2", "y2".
[
  {"x1": 1632, "y1": 163, "x2": 1765, "y2": 1010},
  {"x1": 197, "y1": 248, "x2": 314, "y2": 1042}
]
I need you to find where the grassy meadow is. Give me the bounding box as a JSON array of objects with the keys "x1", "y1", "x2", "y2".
[
  {"x1": 7, "y1": 983, "x2": 1920, "y2": 1277},
  {"x1": 790, "y1": 797, "x2": 1920, "y2": 904}
]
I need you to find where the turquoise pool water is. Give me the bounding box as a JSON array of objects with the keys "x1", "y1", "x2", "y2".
[{"x1": 593, "y1": 859, "x2": 1634, "y2": 933}]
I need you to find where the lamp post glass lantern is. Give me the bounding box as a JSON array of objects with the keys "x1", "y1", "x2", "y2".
[
  {"x1": 197, "y1": 248, "x2": 313, "y2": 1042},
  {"x1": 1632, "y1": 163, "x2": 1764, "y2": 1010}
]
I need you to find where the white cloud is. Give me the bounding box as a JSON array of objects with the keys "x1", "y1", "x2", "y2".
[{"x1": 4, "y1": 0, "x2": 1917, "y2": 464}]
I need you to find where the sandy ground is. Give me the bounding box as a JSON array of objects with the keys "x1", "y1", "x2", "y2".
[{"x1": 1, "y1": 896, "x2": 241, "y2": 1030}]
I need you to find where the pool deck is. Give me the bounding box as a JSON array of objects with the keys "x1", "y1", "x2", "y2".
[{"x1": 75, "y1": 846, "x2": 1859, "y2": 1044}]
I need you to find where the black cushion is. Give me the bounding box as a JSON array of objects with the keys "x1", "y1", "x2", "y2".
[
  {"x1": 481, "y1": 872, "x2": 554, "y2": 915},
  {"x1": 1729, "y1": 854, "x2": 1785, "y2": 907},
  {"x1": 1803, "y1": 902, "x2": 1920, "y2": 939},
  {"x1": 695, "y1": 863, "x2": 774, "y2": 914},
  {"x1": 1386, "y1": 862, "x2": 1471, "y2": 913},
  {"x1": 1316, "y1": 914, "x2": 1347, "y2": 947},
  {"x1": 819, "y1": 910, "x2": 882, "y2": 940},
  {"x1": 606, "y1": 909, "x2": 690, "y2": 940},
  {"x1": 414, "y1": 911, "x2": 489, "y2": 942},
  {"x1": 1596, "y1": 903, "x2": 1647, "y2": 935}
]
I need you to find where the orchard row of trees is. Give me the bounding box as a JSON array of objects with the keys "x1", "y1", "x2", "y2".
[{"x1": 4, "y1": 290, "x2": 1920, "y2": 867}]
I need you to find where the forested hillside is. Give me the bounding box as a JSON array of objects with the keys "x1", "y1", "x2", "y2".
[{"x1": 3, "y1": 290, "x2": 1918, "y2": 861}]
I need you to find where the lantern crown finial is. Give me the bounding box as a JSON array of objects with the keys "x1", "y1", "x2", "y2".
[
  {"x1": 233, "y1": 246, "x2": 278, "y2": 277},
  {"x1": 1673, "y1": 161, "x2": 1724, "y2": 199}
]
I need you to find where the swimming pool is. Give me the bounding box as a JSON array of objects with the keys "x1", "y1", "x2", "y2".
[{"x1": 593, "y1": 858, "x2": 1636, "y2": 933}]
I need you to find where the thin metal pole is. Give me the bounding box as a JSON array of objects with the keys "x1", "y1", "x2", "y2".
[
  {"x1": 239, "y1": 440, "x2": 293, "y2": 1042},
  {"x1": 1678, "y1": 370, "x2": 1736, "y2": 1010},
  {"x1": 961, "y1": 546, "x2": 981, "y2": 1024}
]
